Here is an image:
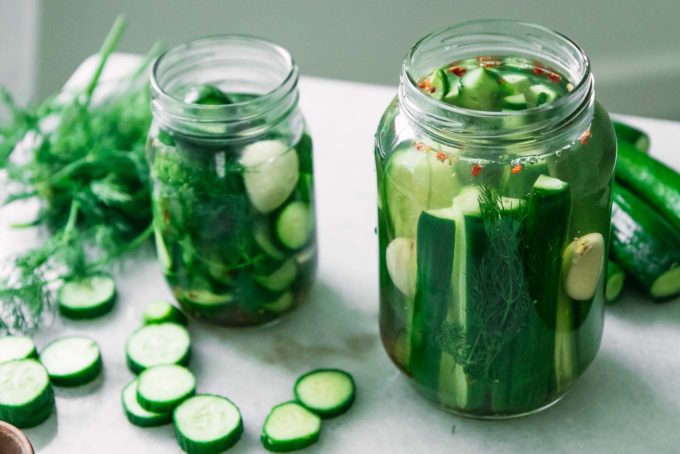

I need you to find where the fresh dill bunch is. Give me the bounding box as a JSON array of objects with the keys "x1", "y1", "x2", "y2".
[
  {"x1": 0, "y1": 16, "x2": 161, "y2": 334},
  {"x1": 437, "y1": 186, "x2": 532, "y2": 381}
]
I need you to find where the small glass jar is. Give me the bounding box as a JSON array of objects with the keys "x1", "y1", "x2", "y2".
[
  {"x1": 374, "y1": 20, "x2": 616, "y2": 418},
  {"x1": 148, "y1": 36, "x2": 316, "y2": 326}
]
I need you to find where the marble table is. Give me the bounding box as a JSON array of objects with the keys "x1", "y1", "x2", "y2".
[{"x1": 3, "y1": 58, "x2": 679, "y2": 453}]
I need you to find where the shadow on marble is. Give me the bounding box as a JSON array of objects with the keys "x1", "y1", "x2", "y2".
[
  {"x1": 52, "y1": 368, "x2": 105, "y2": 399},
  {"x1": 606, "y1": 283, "x2": 680, "y2": 328},
  {"x1": 23, "y1": 407, "x2": 58, "y2": 451}
]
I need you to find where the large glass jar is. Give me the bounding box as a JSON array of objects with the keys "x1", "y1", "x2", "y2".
[
  {"x1": 148, "y1": 36, "x2": 316, "y2": 326},
  {"x1": 374, "y1": 20, "x2": 616, "y2": 418}
]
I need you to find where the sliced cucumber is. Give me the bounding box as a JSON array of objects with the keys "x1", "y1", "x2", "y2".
[
  {"x1": 261, "y1": 402, "x2": 321, "y2": 452},
  {"x1": 181, "y1": 289, "x2": 233, "y2": 307},
  {"x1": 427, "y1": 68, "x2": 449, "y2": 100},
  {"x1": 0, "y1": 359, "x2": 54, "y2": 428},
  {"x1": 457, "y1": 67, "x2": 503, "y2": 111},
  {"x1": 385, "y1": 237, "x2": 417, "y2": 298},
  {"x1": 409, "y1": 208, "x2": 455, "y2": 393},
  {"x1": 0, "y1": 336, "x2": 37, "y2": 364},
  {"x1": 122, "y1": 379, "x2": 172, "y2": 427},
  {"x1": 125, "y1": 323, "x2": 191, "y2": 374},
  {"x1": 562, "y1": 233, "x2": 605, "y2": 301},
  {"x1": 265, "y1": 292, "x2": 295, "y2": 314},
  {"x1": 442, "y1": 82, "x2": 460, "y2": 103},
  {"x1": 40, "y1": 336, "x2": 102, "y2": 387},
  {"x1": 137, "y1": 365, "x2": 196, "y2": 413},
  {"x1": 502, "y1": 93, "x2": 528, "y2": 110},
  {"x1": 57, "y1": 274, "x2": 116, "y2": 319},
  {"x1": 294, "y1": 369, "x2": 356, "y2": 418},
  {"x1": 174, "y1": 394, "x2": 243, "y2": 454},
  {"x1": 611, "y1": 184, "x2": 680, "y2": 300},
  {"x1": 254, "y1": 259, "x2": 298, "y2": 292},
  {"x1": 254, "y1": 222, "x2": 287, "y2": 260},
  {"x1": 241, "y1": 140, "x2": 300, "y2": 214},
  {"x1": 143, "y1": 301, "x2": 188, "y2": 326},
  {"x1": 501, "y1": 73, "x2": 531, "y2": 95},
  {"x1": 276, "y1": 202, "x2": 313, "y2": 250},
  {"x1": 606, "y1": 260, "x2": 626, "y2": 304},
  {"x1": 384, "y1": 145, "x2": 458, "y2": 237},
  {"x1": 525, "y1": 84, "x2": 558, "y2": 107}
]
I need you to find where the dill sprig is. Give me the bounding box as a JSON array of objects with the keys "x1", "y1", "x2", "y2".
[
  {"x1": 0, "y1": 16, "x2": 161, "y2": 334},
  {"x1": 437, "y1": 186, "x2": 532, "y2": 381}
]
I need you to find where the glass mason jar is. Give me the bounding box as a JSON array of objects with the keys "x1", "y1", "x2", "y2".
[
  {"x1": 147, "y1": 36, "x2": 316, "y2": 326},
  {"x1": 374, "y1": 20, "x2": 616, "y2": 418}
]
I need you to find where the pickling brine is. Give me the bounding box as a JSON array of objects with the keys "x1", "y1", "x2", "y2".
[{"x1": 375, "y1": 20, "x2": 616, "y2": 418}]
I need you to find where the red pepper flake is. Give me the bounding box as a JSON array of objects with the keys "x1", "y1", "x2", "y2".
[
  {"x1": 477, "y1": 56, "x2": 499, "y2": 68},
  {"x1": 429, "y1": 87, "x2": 436, "y2": 93},
  {"x1": 511, "y1": 163, "x2": 523, "y2": 174},
  {"x1": 580, "y1": 129, "x2": 592, "y2": 145},
  {"x1": 449, "y1": 66, "x2": 467, "y2": 76},
  {"x1": 548, "y1": 72, "x2": 562, "y2": 83},
  {"x1": 471, "y1": 164, "x2": 483, "y2": 177},
  {"x1": 436, "y1": 152, "x2": 447, "y2": 162},
  {"x1": 532, "y1": 66, "x2": 545, "y2": 76},
  {"x1": 498, "y1": 77, "x2": 507, "y2": 85}
]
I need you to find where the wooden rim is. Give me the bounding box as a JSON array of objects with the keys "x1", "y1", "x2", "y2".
[{"x1": 0, "y1": 421, "x2": 34, "y2": 454}]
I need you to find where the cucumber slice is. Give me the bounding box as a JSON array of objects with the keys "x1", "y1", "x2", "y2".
[
  {"x1": 265, "y1": 292, "x2": 295, "y2": 314},
  {"x1": 181, "y1": 289, "x2": 233, "y2": 307},
  {"x1": 174, "y1": 394, "x2": 243, "y2": 453},
  {"x1": 562, "y1": 233, "x2": 605, "y2": 301},
  {"x1": 261, "y1": 402, "x2": 321, "y2": 452},
  {"x1": 606, "y1": 260, "x2": 626, "y2": 304},
  {"x1": 525, "y1": 84, "x2": 558, "y2": 107},
  {"x1": 125, "y1": 323, "x2": 191, "y2": 374},
  {"x1": 457, "y1": 67, "x2": 503, "y2": 111},
  {"x1": 122, "y1": 379, "x2": 172, "y2": 427},
  {"x1": 40, "y1": 336, "x2": 102, "y2": 387},
  {"x1": 611, "y1": 184, "x2": 680, "y2": 300},
  {"x1": 254, "y1": 222, "x2": 287, "y2": 260},
  {"x1": 184, "y1": 84, "x2": 232, "y2": 105},
  {"x1": 502, "y1": 93, "x2": 528, "y2": 110},
  {"x1": 0, "y1": 359, "x2": 54, "y2": 428},
  {"x1": 143, "y1": 301, "x2": 188, "y2": 326},
  {"x1": 276, "y1": 202, "x2": 313, "y2": 250},
  {"x1": 613, "y1": 121, "x2": 650, "y2": 153},
  {"x1": 0, "y1": 336, "x2": 37, "y2": 364},
  {"x1": 385, "y1": 146, "x2": 458, "y2": 237},
  {"x1": 385, "y1": 237, "x2": 417, "y2": 298},
  {"x1": 241, "y1": 140, "x2": 300, "y2": 214},
  {"x1": 409, "y1": 208, "x2": 455, "y2": 393},
  {"x1": 57, "y1": 274, "x2": 116, "y2": 319},
  {"x1": 442, "y1": 82, "x2": 460, "y2": 103},
  {"x1": 501, "y1": 73, "x2": 531, "y2": 95},
  {"x1": 427, "y1": 69, "x2": 449, "y2": 100},
  {"x1": 254, "y1": 259, "x2": 298, "y2": 292},
  {"x1": 137, "y1": 365, "x2": 196, "y2": 412},
  {"x1": 294, "y1": 369, "x2": 355, "y2": 418}
]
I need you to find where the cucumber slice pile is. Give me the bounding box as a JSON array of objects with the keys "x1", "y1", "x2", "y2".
[
  {"x1": 0, "y1": 359, "x2": 55, "y2": 428},
  {"x1": 57, "y1": 274, "x2": 116, "y2": 319},
  {"x1": 125, "y1": 323, "x2": 191, "y2": 373},
  {"x1": 294, "y1": 369, "x2": 356, "y2": 418},
  {"x1": 0, "y1": 336, "x2": 37, "y2": 364},
  {"x1": 122, "y1": 379, "x2": 172, "y2": 427},
  {"x1": 173, "y1": 395, "x2": 243, "y2": 454},
  {"x1": 40, "y1": 336, "x2": 102, "y2": 387},
  {"x1": 261, "y1": 402, "x2": 321, "y2": 453},
  {"x1": 143, "y1": 301, "x2": 188, "y2": 326}
]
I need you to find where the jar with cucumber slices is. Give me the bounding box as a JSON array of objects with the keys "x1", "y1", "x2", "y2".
[
  {"x1": 374, "y1": 20, "x2": 616, "y2": 418},
  {"x1": 147, "y1": 36, "x2": 316, "y2": 326}
]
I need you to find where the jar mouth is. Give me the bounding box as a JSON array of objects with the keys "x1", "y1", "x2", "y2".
[
  {"x1": 399, "y1": 19, "x2": 594, "y2": 149},
  {"x1": 150, "y1": 35, "x2": 299, "y2": 138}
]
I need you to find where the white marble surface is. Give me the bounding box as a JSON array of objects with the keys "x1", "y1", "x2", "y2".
[{"x1": 2, "y1": 68, "x2": 679, "y2": 453}]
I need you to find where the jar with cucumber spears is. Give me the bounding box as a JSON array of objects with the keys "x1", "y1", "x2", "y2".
[
  {"x1": 375, "y1": 20, "x2": 616, "y2": 417},
  {"x1": 148, "y1": 36, "x2": 316, "y2": 326}
]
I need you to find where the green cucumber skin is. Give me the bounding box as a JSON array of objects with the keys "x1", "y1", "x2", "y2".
[
  {"x1": 0, "y1": 360, "x2": 55, "y2": 428},
  {"x1": 293, "y1": 369, "x2": 356, "y2": 419},
  {"x1": 121, "y1": 382, "x2": 172, "y2": 428},
  {"x1": 409, "y1": 211, "x2": 455, "y2": 394},
  {"x1": 261, "y1": 435, "x2": 319, "y2": 453},
  {"x1": 58, "y1": 294, "x2": 116, "y2": 320},
  {"x1": 126, "y1": 350, "x2": 191, "y2": 375},
  {"x1": 509, "y1": 179, "x2": 571, "y2": 412},
  {"x1": 138, "y1": 388, "x2": 196, "y2": 414},
  {"x1": 605, "y1": 260, "x2": 626, "y2": 303},
  {"x1": 613, "y1": 121, "x2": 650, "y2": 153},
  {"x1": 611, "y1": 184, "x2": 680, "y2": 300},
  {"x1": 615, "y1": 140, "x2": 680, "y2": 232},
  {"x1": 49, "y1": 355, "x2": 102, "y2": 387}
]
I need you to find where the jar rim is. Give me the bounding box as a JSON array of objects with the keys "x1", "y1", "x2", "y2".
[
  {"x1": 149, "y1": 34, "x2": 300, "y2": 139},
  {"x1": 398, "y1": 19, "x2": 594, "y2": 150}
]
